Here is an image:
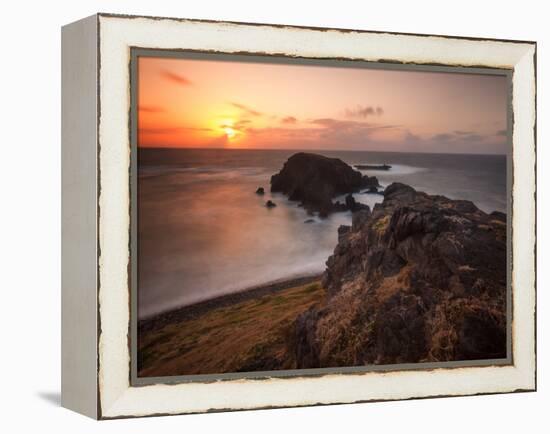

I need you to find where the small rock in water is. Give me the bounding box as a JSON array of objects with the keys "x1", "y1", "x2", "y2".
[
  {"x1": 345, "y1": 194, "x2": 369, "y2": 212},
  {"x1": 265, "y1": 200, "x2": 277, "y2": 208},
  {"x1": 304, "y1": 219, "x2": 315, "y2": 224},
  {"x1": 362, "y1": 186, "x2": 384, "y2": 195},
  {"x1": 255, "y1": 187, "x2": 265, "y2": 195}
]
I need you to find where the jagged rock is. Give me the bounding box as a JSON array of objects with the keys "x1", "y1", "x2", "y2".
[
  {"x1": 256, "y1": 187, "x2": 265, "y2": 195},
  {"x1": 294, "y1": 182, "x2": 507, "y2": 367},
  {"x1": 337, "y1": 225, "x2": 351, "y2": 242},
  {"x1": 265, "y1": 200, "x2": 277, "y2": 208},
  {"x1": 345, "y1": 194, "x2": 370, "y2": 212},
  {"x1": 490, "y1": 210, "x2": 506, "y2": 222},
  {"x1": 352, "y1": 209, "x2": 371, "y2": 231},
  {"x1": 270, "y1": 152, "x2": 379, "y2": 216}
]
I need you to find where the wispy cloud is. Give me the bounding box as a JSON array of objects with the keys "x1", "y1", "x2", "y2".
[
  {"x1": 139, "y1": 105, "x2": 165, "y2": 113},
  {"x1": 161, "y1": 70, "x2": 193, "y2": 86},
  {"x1": 140, "y1": 126, "x2": 212, "y2": 134},
  {"x1": 311, "y1": 118, "x2": 397, "y2": 131},
  {"x1": 432, "y1": 131, "x2": 484, "y2": 143},
  {"x1": 230, "y1": 102, "x2": 262, "y2": 117},
  {"x1": 281, "y1": 116, "x2": 297, "y2": 124},
  {"x1": 345, "y1": 105, "x2": 384, "y2": 119},
  {"x1": 309, "y1": 118, "x2": 399, "y2": 144},
  {"x1": 234, "y1": 119, "x2": 252, "y2": 130}
]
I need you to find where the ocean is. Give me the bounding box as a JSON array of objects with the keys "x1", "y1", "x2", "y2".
[{"x1": 137, "y1": 148, "x2": 507, "y2": 319}]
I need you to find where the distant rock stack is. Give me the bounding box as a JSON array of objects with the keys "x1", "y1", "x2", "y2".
[{"x1": 270, "y1": 152, "x2": 378, "y2": 217}]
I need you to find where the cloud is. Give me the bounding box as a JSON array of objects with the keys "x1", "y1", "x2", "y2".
[
  {"x1": 234, "y1": 119, "x2": 252, "y2": 130},
  {"x1": 230, "y1": 102, "x2": 262, "y2": 117},
  {"x1": 311, "y1": 118, "x2": 397, "y2": 131},
  {"x1": 138, "y1": 105, "x2": 164, "y2": 113},
  {"x1": 345, "y1": 105, "x2": 384, "y2": 119},
  {"x1": 242, "y1": 117, "x2": 403, "y2": 151},
  {"x1": 161, "y1": 70, "x2": 192, "y2": 86},
  {"x1": 432, "y1": 131, "x2": 486, "y2": 144},
  {"x1": 432, "y1": 133, "x2": 454, "y2": 142},
  {"x1": 234, "y1": 116, "x2": 506, "y2": 154},
  {"x1": 140, "y1": 126, "x2": 212, "y2": 134},
  {"x1": 403, "y1": 131, "x2": 422, "y2": 144},
  {"x1": 281, "y1": 116, "x2": 297, "y2": 124},
  {"x1": 420, "y1": 129, "x2": 507, "y2": 154}
]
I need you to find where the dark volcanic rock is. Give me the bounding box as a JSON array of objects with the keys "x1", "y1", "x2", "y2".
[
  {"x1": 265, "y1": 200, "x2": 277, "y2": 208},
  {"x1": 294, "y1": 182, "x2": 507, "y2": 367},
  {"x1": 256, "y1": 187, "x2": 265, "y2": 195},
  {"x1": 345, "y1": 194, "x2": 370, "y2": 212},
  {"x1": 352, "y1": 209, "x2": 371, "y2": 231},
  {"x1": 270, "y1": 152, "x2": 378, "y2": 216},
  {"x1": 337, "y1": 225, "x2": 351, "y2": 242}
]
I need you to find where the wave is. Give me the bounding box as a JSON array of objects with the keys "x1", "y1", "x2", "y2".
[{"x1": 139, "y1": 165, "x2": 269, "y2": 182}]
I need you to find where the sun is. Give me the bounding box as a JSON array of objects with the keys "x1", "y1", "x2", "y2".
[{"x1": 223, "y1": 126, "x2": 237, "y2": 140}]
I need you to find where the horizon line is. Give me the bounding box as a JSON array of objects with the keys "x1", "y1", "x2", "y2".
[{"x1": 138, "y1": 146, "x2": 508, "y2": 157}]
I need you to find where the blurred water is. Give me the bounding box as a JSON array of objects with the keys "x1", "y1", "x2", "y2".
[{"x1": 138, "y1": 148, "x2": 507, "y2": 318}]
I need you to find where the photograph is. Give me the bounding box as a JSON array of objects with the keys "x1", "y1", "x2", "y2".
[
  {"x1": 1, "y1": 0, "x2": 543, "y2": 428},
  {"x1": 135, "y1": 53, "x2": 510, "y2": 378}
]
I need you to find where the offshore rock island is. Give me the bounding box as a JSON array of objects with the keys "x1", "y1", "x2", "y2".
[
  {"x1": 138, "y1": 153, "x2": 507, "y2": 376},
  {"x1": 270, "y1": 152, "x2": 380, "y2": 216}
]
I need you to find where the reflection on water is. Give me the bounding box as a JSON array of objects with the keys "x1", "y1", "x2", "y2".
[{"x1": 138, "y1": 148, "x2": 507, "y2": 318}]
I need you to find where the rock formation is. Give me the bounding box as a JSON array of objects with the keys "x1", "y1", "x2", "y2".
[
  {"x1": 294, "y1": 182, "x2": 507, "y2": 367},
  {"x1": 270, "y1": 152, "x2": 378, "y2": 216}
]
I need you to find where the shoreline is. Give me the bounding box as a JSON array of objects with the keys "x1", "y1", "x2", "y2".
[{"x1": 138, "y1": 274, "x2": 322, "y2": 334}]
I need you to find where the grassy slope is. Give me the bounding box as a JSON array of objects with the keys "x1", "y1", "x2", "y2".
[{"x1": 138, "y1": 281, "x2": 325, "y2": 377}]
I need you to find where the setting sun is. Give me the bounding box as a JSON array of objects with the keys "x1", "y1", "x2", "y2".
[{"x1": 223, "y1": 126, "x2": 237, "y2": 140}]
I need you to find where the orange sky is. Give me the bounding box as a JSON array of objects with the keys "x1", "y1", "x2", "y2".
[{"x1": 137, "y1": 55, "x2": 509, "y2": 154}]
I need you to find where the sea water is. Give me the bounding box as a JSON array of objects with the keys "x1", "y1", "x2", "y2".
[{"x1": 138, "y1": 148, "x2": 507, "y2": 318}]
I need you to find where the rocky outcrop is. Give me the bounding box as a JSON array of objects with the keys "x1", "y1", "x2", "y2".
[
  {"x1": 355, "y1": 164, "x2": 391, "y2": 171},
  {"x1": 271, "y1": 153, "x2": 378, "y2": 216},
  {"x1": 294, "y1": 182, "x2": 507, "y2": 367}
]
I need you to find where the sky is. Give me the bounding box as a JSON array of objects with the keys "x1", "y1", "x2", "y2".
[{"x1": 137, "y1": 56, "x2": 509, "y2": 154}]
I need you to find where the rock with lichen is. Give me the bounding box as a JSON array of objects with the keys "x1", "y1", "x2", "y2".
[{"x1": 294, "y1": 182, "x2": 507, "y2": 367}]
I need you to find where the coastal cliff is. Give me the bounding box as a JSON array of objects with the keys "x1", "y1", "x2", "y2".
[
  {"x1": 294, "y1": 182, "x2": 507, "y2": 367},
  {"x1": 138, "y1": 154, "x2": 508, "y2": 376}
]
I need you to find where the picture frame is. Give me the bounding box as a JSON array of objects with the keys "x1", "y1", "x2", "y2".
[{"x1": 61, "y1": 13, "x2": 536, "y2": 419}]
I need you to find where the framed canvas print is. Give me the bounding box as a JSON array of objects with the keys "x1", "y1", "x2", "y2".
[{"x1": 61, "y1": 13, "x2": 536, "y2": 419}]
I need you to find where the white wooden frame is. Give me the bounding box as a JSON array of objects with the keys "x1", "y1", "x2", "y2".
[{"x1": 61, "y1": 13, "x2": 536, "y2": 419}]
